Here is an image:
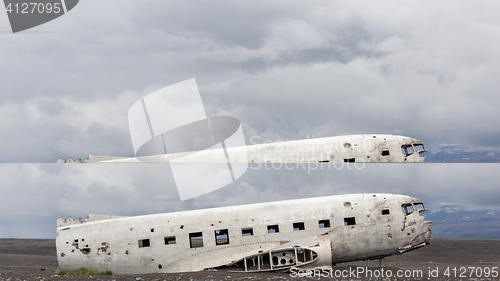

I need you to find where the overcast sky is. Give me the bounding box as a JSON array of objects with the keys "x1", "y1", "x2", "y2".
[
  {"x1": 1, "y1": 1, "x2": 500, "y2": 162},
  {"x1": 1, "y1": 1, "x2": 500, "y2": 238}
]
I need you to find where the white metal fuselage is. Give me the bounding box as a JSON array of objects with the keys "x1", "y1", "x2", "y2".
[
  {"x1": 84, "y1": 134, "x2": 426, "y2": 163},
  {"x1": 56, "y1": 193, "x2": 432, "y2": 274}
]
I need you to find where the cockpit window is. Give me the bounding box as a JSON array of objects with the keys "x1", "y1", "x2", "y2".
[
  {"x1": 401, "y1": 204, "x2": 414, "y2": 215},
  {"x1": 414, "y1": 144, "x2": 425, "y2": 153},
  {"x1": 401, "y1": 145, "x2": 414, "y2": 157},
  {"x1": 414, "y1": 203, "x2": 425, "y2": 212}
]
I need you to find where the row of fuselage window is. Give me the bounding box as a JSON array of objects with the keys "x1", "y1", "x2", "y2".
[{"x1": 137, "y1": 217, "x2": 358, "y2": 249}]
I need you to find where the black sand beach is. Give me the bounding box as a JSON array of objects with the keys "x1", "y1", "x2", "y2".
[{"x1": 1, "y1": 238, "x2": 499, "y2": 280}]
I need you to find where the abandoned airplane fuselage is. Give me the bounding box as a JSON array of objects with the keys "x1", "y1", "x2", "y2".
[
  {"x1": 82, "y1": 134, "x2": 426, "y2": 163},
  {"x1": 56, "y1": 193, "x2": 432, "y2": 274}
]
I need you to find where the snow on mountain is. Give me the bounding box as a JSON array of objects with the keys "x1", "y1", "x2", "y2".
[
  {"x1": 425, "y1": 145, "x2": 500, "y2": 162},
  {"x1": 425, "y1": 204, "x2": 500, "y2": 239}
]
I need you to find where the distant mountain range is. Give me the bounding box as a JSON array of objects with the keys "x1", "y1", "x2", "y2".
[
  {"x1": 424, "y1": 145, "x2": 500, "y2": 162},
  {"x1": 425, "y1": 204, "x2": 500, "y2": 239}
]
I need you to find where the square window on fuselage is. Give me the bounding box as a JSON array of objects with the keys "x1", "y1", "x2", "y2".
[
  {"x1": 189, "y1": 232, "x2": 203, "y2": 248},
  {"x1": 138, "y1": 239, "x2": 150, "y2": 248},
  {"x1": 242, "y1": 227, "x2": 253, "y2": 236},
  {"x1": 215, "y1": 229, "x2": 229, "y2": 245},
  {"x1": 344, "y1": 217, "x2": 356, "y2": 226},
  {"x1": 267, "y1": 225, "x2": 279, "y2": 233},
  {"x1": 293, "y1": 222, "x2": 305, "y2": 231},
  {"x1": 164, "y1": 236, "x2": 176, "y2": 245},
  {"x1": 319, "y1": 219, "x2": 331, "y2": 228}
]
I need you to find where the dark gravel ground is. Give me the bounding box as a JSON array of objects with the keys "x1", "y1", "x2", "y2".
[{"x1": 0, "y1": 238, "x2": 499, "y2": 280}]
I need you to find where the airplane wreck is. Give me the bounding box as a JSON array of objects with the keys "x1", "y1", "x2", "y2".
[
  {"x1": 56, "y1": 193, "x2": 432, "y2": 274},
  {"x1": 57, "y1": 133, "x2": 427, "y2": 200},
  {"x1": 62, "y1": 133, "x2": 425, "y2": 164}
]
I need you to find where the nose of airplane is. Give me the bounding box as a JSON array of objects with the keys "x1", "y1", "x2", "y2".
[
  {"x1": 411, "y1": 138, "x2": 423, "y2": 144},
  {"x1": 408, "y1": 220, "x2": 432, "y2": 249}
]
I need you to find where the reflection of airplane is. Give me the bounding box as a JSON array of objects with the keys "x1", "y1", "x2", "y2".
[
  {"x1": 76, "y1": 134, "x2": 425, "y2": 164},
  {"x1": 56, "y1": 193, "x2": 432, "y2": 274}
]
